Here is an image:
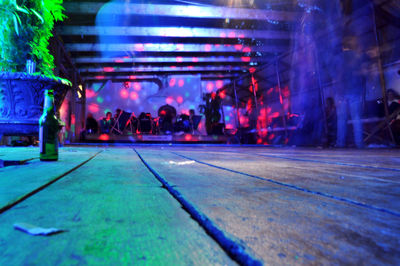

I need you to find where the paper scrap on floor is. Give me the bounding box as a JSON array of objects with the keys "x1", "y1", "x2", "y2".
[
  {"x1": 167, "y1": 160, "x2": 196, "y2": 165},
  {"x1": 13, "y1": 223, "x2": 64, "y2": 236}
]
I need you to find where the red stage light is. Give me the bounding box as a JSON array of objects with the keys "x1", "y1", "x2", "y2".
[
  {"x1": 234, "y1": 44, "x2": 243, "y2": 51},
  {"x1": 243, "y1": 47, "x2": 252, "y2": 53},
  {"x1": 133, "y1": 83, "x2": 141, "y2": 91},
  {"x1": 169, "y1": 78, "x2": 176, "y2": 87},
  {"x1": 271, "y1": 112, "x2": 280, "y2": 118},
  {"x1": 216, "y1": 80, "x2": 223, "y2": 89},
  {"x1": 86, "y1": 89, "x2": 96, "y2": 99},
  {"x1": 99, "y1": 134, "x2": 109, "y2": 141},
  {"x1": 120, "y1": 89, "x2": 129, "y2": 99},
  {"x1": 177, "y1": 96, "x2": 183, "y2": 104},
  {"x1": 130, "y1": 91, "x2": 138, "y2": 100},
  {"x1": 103, "y1": 67, "x2": 114, "y2": 72},
  {"x1": 88, "y1": 103, "x2": 99, "y2": 113},
  {"x1": 178, "y1": 79, "x2": 184, "y2": 87},
  {"x1": 166, "y1": 97, "x2": 174, "y2": 104},
  {"x1": 206, "y1": 82, "x2": 214, "y2": 92}
]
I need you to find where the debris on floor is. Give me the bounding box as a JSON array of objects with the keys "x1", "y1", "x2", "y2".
[
  {"x1": 13, "y1": 223, "x2": 65, "y2": 236},
  {"x1": 167, "y1": 160, "x2": 196, "y2": 165}
]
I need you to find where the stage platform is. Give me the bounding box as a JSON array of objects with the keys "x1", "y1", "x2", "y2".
[
  {"x1": 84, "y1": 133, "x2": 228, "y2": 144},
  {"x1": 0, "y1": 145, "x2": 399, "y2": 265}
]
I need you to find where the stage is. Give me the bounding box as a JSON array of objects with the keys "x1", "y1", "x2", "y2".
[
  {"x1": 0, "y1": 145, "x2": 399, "y2": 265},
  {"x1": 84, "y1": 133, "x2": 228, "y2": 144}
]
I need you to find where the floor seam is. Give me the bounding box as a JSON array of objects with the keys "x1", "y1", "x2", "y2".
[
  {"x1": 172, "y1": 151, "x2": 400, "y2": 218},
  {"x1": 0, "y1": 150, "x2": 103, "y2": 214},
  {"x1": 133, "y1": 148, "x2": 262, "y2": 266}
]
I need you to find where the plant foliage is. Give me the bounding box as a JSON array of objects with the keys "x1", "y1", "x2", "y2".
[{"x1": 0, "y1": 0, "x2": 66, "y2": 77}]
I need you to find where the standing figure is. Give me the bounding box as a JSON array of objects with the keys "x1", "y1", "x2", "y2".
[
  {"x1": 325, "y1": 97, "x2": 337, "y2": 147},
  {"x1": 336, "y1": 35, "x2": 366, "y2": 148},
  {"x1": 85, "y1": 113, "x2": 98, "y2": 134},
  {"x1": 100, "y1": 112, "x2": 114, "y2": 134}
]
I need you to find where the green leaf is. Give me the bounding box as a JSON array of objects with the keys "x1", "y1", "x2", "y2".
[
  {"x1": 15, "y1": 12, "x2": 22, "y2": 25},
  {"x1": 12, "y1": 14, "x2": 19, "y2": 36},
  {"x1": 14, "y1": 4, "x2": 29, "y2": 14},
  {"x1": 30, "y1": 9, "x2": 44, "y2": 24}
]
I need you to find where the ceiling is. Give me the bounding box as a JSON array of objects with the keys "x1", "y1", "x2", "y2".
[
  {"x1": 58, "y1": 0, "x2": 297, "y2": 86},
  {"x1": 57, "y1": 0, "x2": 400, "y2": 103}
]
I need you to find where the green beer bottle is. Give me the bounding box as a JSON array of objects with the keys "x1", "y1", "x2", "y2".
[{"x1": 39, "y1": 89, "x2": 59, "y2": 161}]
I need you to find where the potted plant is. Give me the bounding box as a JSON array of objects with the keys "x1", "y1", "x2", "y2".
[{"x1": 0, "y1": 0, "x2": 71, "y2": 136}]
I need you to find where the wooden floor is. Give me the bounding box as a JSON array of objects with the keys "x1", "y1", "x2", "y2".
[{"x1": 0, "y1": 145, "x2": 399, "y2": 265}]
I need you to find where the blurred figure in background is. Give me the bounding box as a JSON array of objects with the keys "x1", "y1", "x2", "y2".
[
  {"x1": 387, "y1": 89, "x2": 400, "y2": 115},
  {"x1": 386, "y1": 89, "x2": 400, "y2": 144},
  {"x1": 100, "y1": 111, "x2": 114, "y2": 134},
  {"x1": 85, "y1": 113, "x2": 98, "y2": 134},
  {"x1": 336, "y1": 34, "x2": 367, "y2": 148},
  {"x1": 325, "y1": 97, "x2": 337, "y2": 147}
]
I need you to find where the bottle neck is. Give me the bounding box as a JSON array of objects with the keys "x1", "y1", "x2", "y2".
[{"x1": 44, "y1": 90, "x2": 55, "y2": 112}]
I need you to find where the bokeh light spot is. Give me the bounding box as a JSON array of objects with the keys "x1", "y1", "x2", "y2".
[
  {"x1": 120, "y1": 89, "x2": 129, "y2": 99},
  {"x1": 216, "y1": 80, "x2": 224, "y2": 89},
  {"x1": 99, "y1": 134, "x2": 109, "y2": 141},
  {"x1": 177, "y1": 96, "x2": 183, "y2": 104},
  {"x1": 88, "y1": 103, "x2": 99, "y2": 113},
  {"x1": 169, "y1": 78, "x2": 176, "y2": 87},
  {"x1": 133, "y1": 83, "x2": 141, "y2": 91},
  {"x1": 206, "y1": 82, "x2": 214, "y2": 92},
  {"x1": 130, "y1": 91, "x2": 139, "y2": 100},
  {"x1": 86, "y1": 89, "x2": 96, "y2": 98},
  {"x1": 166, "y1": 97, "x2": 174, "y2": 104}
]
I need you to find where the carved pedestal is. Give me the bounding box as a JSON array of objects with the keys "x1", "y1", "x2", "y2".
[{"x1": 0, "y1": 72, "x2": 71, "y2": 135}]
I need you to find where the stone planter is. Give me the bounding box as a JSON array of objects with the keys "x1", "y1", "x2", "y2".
[{"x1": 0, "y1": 72, "x2": 71, "y2": 136}]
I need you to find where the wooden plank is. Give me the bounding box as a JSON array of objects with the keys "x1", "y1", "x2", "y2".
[
  {"x1": 0, "y1": 147, "x2": 102, "y2": 212},
  {"x1": 171, "y1": 148, "x2": 400, "y2": 212},
  {"x1": 135, "y1": 147, "x2": 400, "y2": 265},
  {"x1": 0, "y1": 147, "x2": 38, "y2": 161},
  {"x1": 0, "y1": 148, "x2": 233, "y2": 265}
]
